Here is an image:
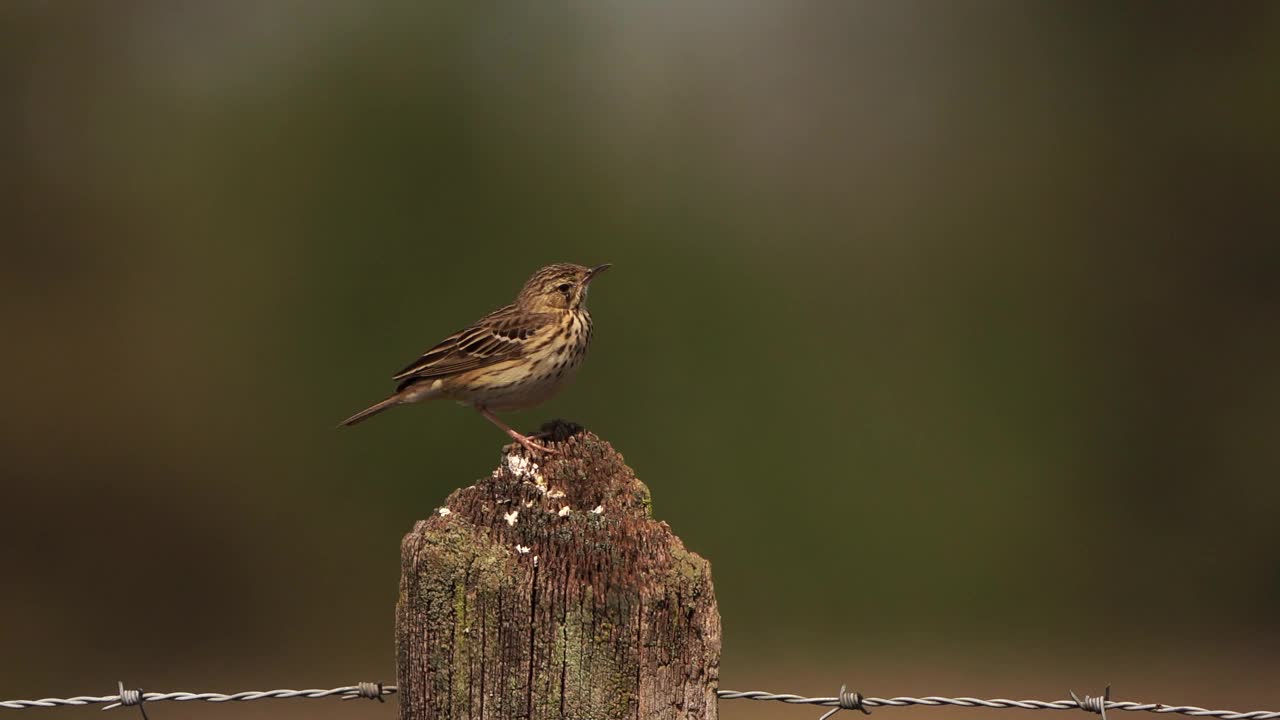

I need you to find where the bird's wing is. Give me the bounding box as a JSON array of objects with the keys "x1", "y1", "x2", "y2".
[{"x1": 392, "y1": 305, "x2": 548, "y2": 386}]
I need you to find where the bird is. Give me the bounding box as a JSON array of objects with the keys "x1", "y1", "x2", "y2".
[{"x1": 339, "y1": 263, "x2": 610, "y2": 454}]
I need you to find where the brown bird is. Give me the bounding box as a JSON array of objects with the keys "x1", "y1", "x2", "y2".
[{"x1": 340, "y1": 263, "x2": 610, "y2": 454}]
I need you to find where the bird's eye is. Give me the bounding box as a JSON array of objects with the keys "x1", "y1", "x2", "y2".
[{"x1": 557, "y1": 283, "x2": 572, "y2": 294}]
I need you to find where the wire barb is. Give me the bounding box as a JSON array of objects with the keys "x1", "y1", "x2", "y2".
[
  {"x1": 1071, "y1": 685, "x2": 1112, "y2": 720},
  {"x1": 102, "y1": 683, "x2": 149, "y2": 720},
  {"x1": 818, "y1": 685, "x2": 871, "y2": 720},
  {"x1": 341, "y1": 682, "x2": 385, "y2": 702}
]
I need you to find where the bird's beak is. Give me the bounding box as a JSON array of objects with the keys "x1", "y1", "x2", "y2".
[{"x1": 585, "y1": 263, "x2": 611, "y2": 283}]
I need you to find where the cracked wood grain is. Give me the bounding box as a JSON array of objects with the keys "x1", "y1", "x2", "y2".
[{"x1": 396, "y1": 429, "x2": 720, "y2": 720}]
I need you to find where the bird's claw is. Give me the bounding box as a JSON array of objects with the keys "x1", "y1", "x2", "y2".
[{"x1": 512, "y1": 433, "x2": 559, "y2": 455}]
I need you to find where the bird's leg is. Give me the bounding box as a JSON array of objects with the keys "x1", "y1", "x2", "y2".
[{"x1": 475, "y1": 406, "x2": 559, "y2": 455}]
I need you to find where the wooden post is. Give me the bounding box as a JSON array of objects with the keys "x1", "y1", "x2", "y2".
[{"x1": 396, "y1": 426, "x2": 721, "y2": 720}]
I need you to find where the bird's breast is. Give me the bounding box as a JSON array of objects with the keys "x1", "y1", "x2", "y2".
[{"x1": 449, "y1": 311, "x2": 593, "y2": 411}]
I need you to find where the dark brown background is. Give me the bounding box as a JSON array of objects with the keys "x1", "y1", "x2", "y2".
[{"x1": 3, "y1": 2, "x2": 1278, "y2": 719}]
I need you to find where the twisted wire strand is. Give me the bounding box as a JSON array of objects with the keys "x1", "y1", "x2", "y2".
[
  {"x1": 711, "y1": 693, "x2": 1280, "y2": 720},
  {"x1": 2, "y1": 686, "x2": 1277, "y2": 720},
  {"x1": 0, "y1": 686, "x2": 399, "y2": 710}
]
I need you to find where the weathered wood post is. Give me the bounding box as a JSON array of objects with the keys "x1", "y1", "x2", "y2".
[{"x1": 396, "y1": 425, "x2": 721, "y2": 720}]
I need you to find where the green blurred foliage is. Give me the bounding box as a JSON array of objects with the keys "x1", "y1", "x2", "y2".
[{"x1": 2, "y1": 0, "x2": 1278, "y2": 710}]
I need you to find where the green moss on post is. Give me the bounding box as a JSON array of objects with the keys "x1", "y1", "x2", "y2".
[{"x1": 396, "y1": 429, "x2": 721, "y2": 720}]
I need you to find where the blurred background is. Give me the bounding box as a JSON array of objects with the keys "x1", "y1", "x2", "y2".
[{"x1": 3, "y1": 2, "x2": 1279, "y2": 719}]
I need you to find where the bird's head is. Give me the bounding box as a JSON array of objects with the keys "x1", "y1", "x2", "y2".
[{"x1": 516, "y1": 263, "x2": 610, "y2": 312}]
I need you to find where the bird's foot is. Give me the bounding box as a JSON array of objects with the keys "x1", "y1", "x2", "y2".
[
  {"x1": 508, "y1": 429, "x2": 560, "y2": 456},
  {"x1": 476, "y1": 406, "x2": 562, "y2": 455}
]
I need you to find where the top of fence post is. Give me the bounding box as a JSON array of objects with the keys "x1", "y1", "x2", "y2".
[{"x1": 395, "y1": 424, "x2": 722, "y2": 720}]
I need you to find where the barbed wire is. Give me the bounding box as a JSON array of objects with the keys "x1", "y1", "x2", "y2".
[
  {"x1": 2, "y1": 683, "x2": 1277, "y2": 720},
  {"x1": 0, "y1": 684, "x2": 392, "y2": 712},
  {"x1": 717, "y1": 688, "x2": 1280, "y2": 720}
]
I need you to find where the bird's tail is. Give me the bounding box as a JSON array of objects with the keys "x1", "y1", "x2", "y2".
[{"x1": 338, "y1": 394, "x2": 404, "y2": 427}]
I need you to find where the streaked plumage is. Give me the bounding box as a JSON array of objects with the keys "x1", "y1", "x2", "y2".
[{"x1": 340, "y1": 263, "x2": 608, "y2": 454}]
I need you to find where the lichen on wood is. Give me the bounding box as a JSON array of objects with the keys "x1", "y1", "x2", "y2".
[{"x1": 396, "y1": 426, "x2": 721, "y2": 720}]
